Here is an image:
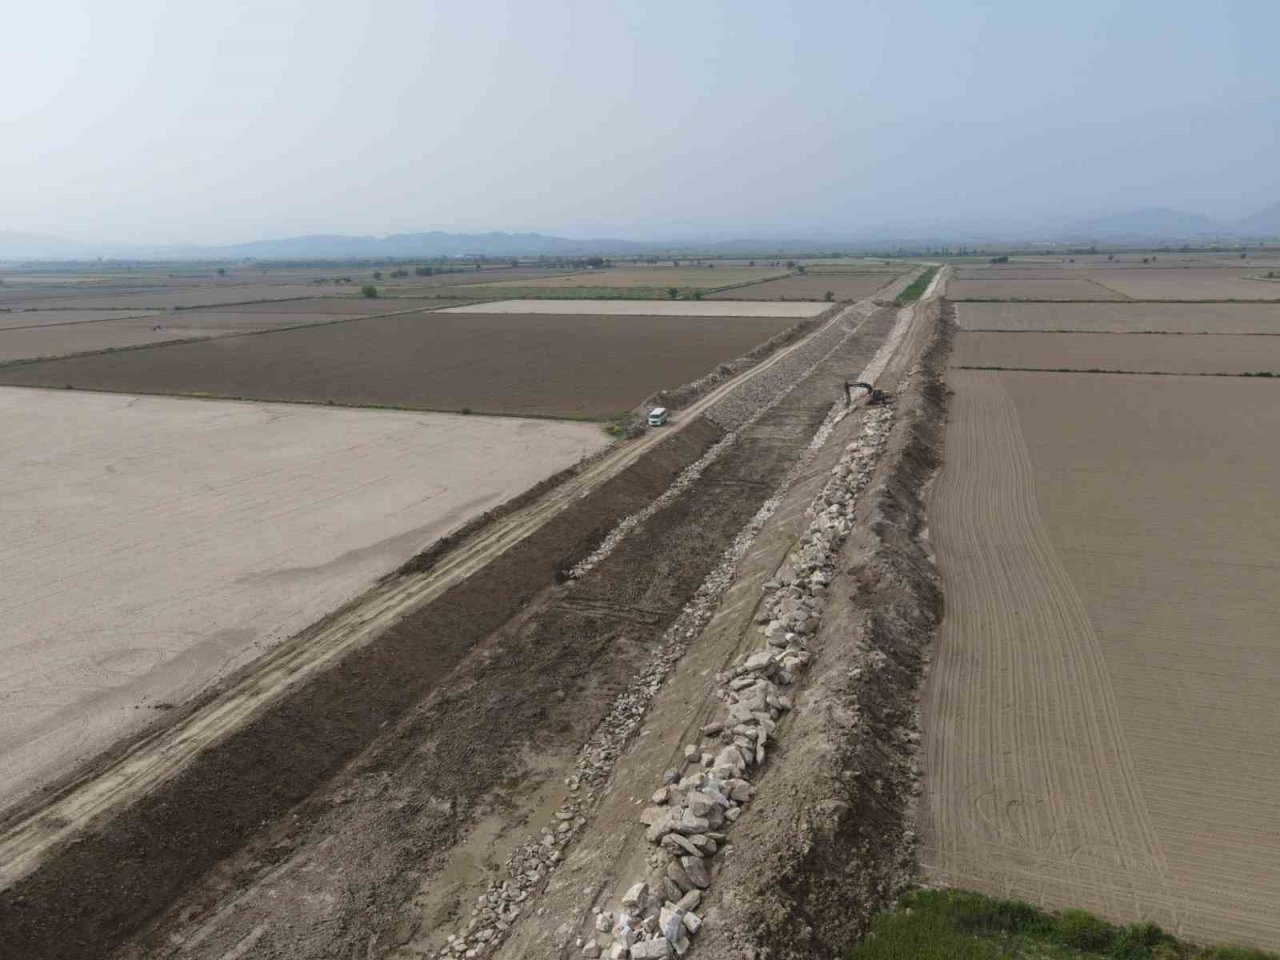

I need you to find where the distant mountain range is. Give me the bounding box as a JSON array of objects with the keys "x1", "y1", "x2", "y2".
[{"x1": 4, "y1": 202, "x2": 1280, "y2": 261}]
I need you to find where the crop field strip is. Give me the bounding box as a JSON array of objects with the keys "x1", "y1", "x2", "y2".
[
  {"x1": 951, "y1": 331, "x2": 1280, "y2": 375},
  {"x1": 438, "y1": 298, "x2": 829, "y2": 317},
  {"x1": 0, "y1": 300, "x2": 481, "y2": 365},
  {"x1": 956, "y1": 301, "x2": 1280, "y2": 334},
  {"x1": 923, "y1": 358, "x2": 1280, "y2": 948},
  {"x1": 0, "y1": 386, "x2": 610, "y2": 819},
  {"x1": 709, "y1": 272, "x2": 900, "y2": 301},
  {"x1": 0, "y1": 309, "x2": 800, "y2": 419},
  {"x1": 948, "y1": 265, "x2": 1280, "y2": 302}
]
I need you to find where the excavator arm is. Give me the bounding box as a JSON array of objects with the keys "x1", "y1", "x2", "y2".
[{"x1": 843, "y1": 380, "x2": 889, "y2": 406}]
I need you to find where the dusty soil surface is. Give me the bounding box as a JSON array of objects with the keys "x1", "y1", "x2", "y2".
[
  {"x1": 1082, "y1": 268, "x2": 1280, "y2": 300},
  {"x1": 0, "y1": 388, "x2": 607, "y2": 819},
  {"x1": 951, "y1": 330, "x2": 1280, "y2": 373},
  {"x1": 920, "y1": 369, "x2": 1280, "y2": 949},
  {"x1": 475, "y1": 268, "x2": 788, "y2": 290},
  {"x1": 86, "y1": 304, "x2": 899, "y2": 960},
  {"x1": 0, "y1": 309, "x2": 152, "y2": 330},
  {"x1": 238, "y1": 297, "x2": 477, "y2": 315},
  {"x1": 438, "y1": 299, "x2": 830, "y2": 317},
  {"x1": 0, "y1": 311, "x2": 798, "y2": 419},
  {"x1": 0, "y1": 311, "x2": 359, "y2": 362},
  {"x1": 945, "y1": 276, "x2": 1126, "y2": 300},
  {"x1": 956, "y1": 301, "x2": 1280, "y2": 334},
  {"x1": 0, "y1": 300, "x2": 871, "y2": 959},
  {"x1": 17, "y1": 284, "x2": 350, "y2": 311},
  {"x1": 711, "y1": 273, "x2": 900, "y2": 301}
]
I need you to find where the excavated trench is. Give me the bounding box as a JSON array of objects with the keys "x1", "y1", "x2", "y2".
[{"x1": 0, "y1": 307, "x2": 900, "y2": 960}]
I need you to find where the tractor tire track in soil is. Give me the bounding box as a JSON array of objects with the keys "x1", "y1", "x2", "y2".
[{"x1": 919, "y1": 367, "x2": 1179, "y2": 926}]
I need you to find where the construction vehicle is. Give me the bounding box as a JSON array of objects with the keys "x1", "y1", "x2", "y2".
[{"x1": 844, "y1": 380, "x2": 889, "y2": 406}]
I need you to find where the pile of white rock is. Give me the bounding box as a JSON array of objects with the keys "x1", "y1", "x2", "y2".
[{"x1": 585, "y1": 404, "x2": 896, "y2": 959}]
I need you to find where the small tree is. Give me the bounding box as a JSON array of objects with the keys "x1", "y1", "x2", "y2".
[
  {"x1": 372, "y1": 271, "x2": 383, "y2": 280},
  {"x1": 217, "y1": 267, "x2": 226, "y2": 276},
  {"x1": 824, "y1": 290, "x2": 834, "y2": 302},
  {"x1": 361, "y1": 284, "x2": 378, "y2": 298},
  {"x1": 668, "y1": 287, "x2": 679, "y2": 300}
]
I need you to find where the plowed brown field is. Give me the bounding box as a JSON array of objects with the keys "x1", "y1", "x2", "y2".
[
  {"x1": 956, "y1": 301, "x2": 1280, "y2": 334},
  {"x1": 922, "y1": 369, "x2": 1280, "y2": 949},
  {"x1": 951, "y1": 331, "x2": 1280, "y2": 374},
  {"x1": 0, "y1": 311, "x2": 356, "y2": 363},
  {"x1": 710, "y1": 273, "x2": 898, "y2": 300},
  {"x1": 0, "y1": 310, "x2": 797, "y2": 418},
  {"x1": 945, "y1": 276, "x2": 1125, "y2": 300}
]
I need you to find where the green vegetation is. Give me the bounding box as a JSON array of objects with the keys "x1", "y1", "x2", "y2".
[
  {"x1": 847, "y1": 888, "x2": 1278, "y2": 960},
  {"x1": 361, "y1": 284, "x2": 378, "y2": 298},
  {"x1": 895, "y1": 266, "x2": 940, "y2": 305}
]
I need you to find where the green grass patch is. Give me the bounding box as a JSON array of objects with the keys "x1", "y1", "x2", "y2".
[
  {"x1": 895, "y1": 267, "x2": 940, "y2": 306},
  {"x1": 847, "y1": 889, "x2": 1277, "y2": 960}
]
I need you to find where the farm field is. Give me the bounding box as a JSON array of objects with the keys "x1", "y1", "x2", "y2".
[
  {"x1": 0, "y1": 309, "x2": 152, "y2": 330},
  {"x1": 0, "y1": 310, "x2": 359, "y2": 363},
  {"x1": 951, "y1": 331, "x2": 1280, "y2": 374},
  {"x1": 949, "y1": 264, "x2": 1280, "y2": 301},
  {"x1": 0, "y1": 386, "x2": 608, "y2": 818},
  {"x1": 0, "y1": 310, "x2": 799, "y2": 418},
  {"x1": 15, "y1": 283, "x2": 347, "y2": 311},
  {"x1": 956, "y1": 301, "x2": 1280, "y2": 334},
  {"x1": 472, "y1": 266, "x2": 787, "y2": 289},
  {"x1": 945, "y1": 276, "x2": 1125, "y2": 300},
  {"x1": 1082, "y1": 268, "x2": 1280, "y2": 300},
  {"x1": 710, "y1": 272, "x2": 899, "y2": 300},
  {"x1": 438, "y1": 298, "x2": 829, "y2": 317},
  {"x1": 921, "y1": 368, "x2": 1280, "y2": 949}
]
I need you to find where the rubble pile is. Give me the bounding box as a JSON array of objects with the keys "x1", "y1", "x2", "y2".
[{"x1": 583, "y1": 403, "x2": 897, "y2": 958}]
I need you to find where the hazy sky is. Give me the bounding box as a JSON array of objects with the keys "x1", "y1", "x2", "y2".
[{"x1": 4, "y1": 0, "x2": 1277, "y2": 244}]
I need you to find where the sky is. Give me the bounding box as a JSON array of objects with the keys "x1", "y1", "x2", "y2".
[{"x1": 3, "y1": 0, "x2": 1278, "y2": 244}]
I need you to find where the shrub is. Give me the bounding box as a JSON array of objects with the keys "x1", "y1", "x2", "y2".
[
  {"x1": 1206, "y1": 948, "x2": 1278, "y2": 960},
  {"x1": 668, "y1": 287, "x2": 678, "y2": 299},
  {"x1": 1059, "y1": 909, "x2": 1115, "y2": 951},
  {"x1": 361, "y1": 284, "x2": 378, "y2": 298}
]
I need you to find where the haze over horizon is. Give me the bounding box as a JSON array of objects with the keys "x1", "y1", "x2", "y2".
[{"x1": 4, "y1": 0, "x2": 1278, "y2": 247}]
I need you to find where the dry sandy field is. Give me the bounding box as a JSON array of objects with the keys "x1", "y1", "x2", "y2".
[
  {"x1": 949, "y1": 264, "x2": 1280, "y2": 301},
  {"x1": 471, "y1": 266, "x2": 787, "y2": 289},
  {"x1": 0, "y1": 386, "x2": 608, "y2": 819},
  {"x1": 956, "y1": 301, "x2": 1280, "y2": 334},
  {"x1": 0, "y1": 311, "x2": 354, "y2": 363},
  {"x1": 921, "y1": 368, "x2": 1280, "y2": 949},
  {"x1": 711, "y1": 273, "x2": 899, "y2": 300},
  {"x1": 0, "y1": 310, "x2": 798, "y2": 418},
  {"x1": 0, "y1": 309, "x2": 152, "y2": 330},
  {"x1": 17, "y1": 284, "x2": 345, "y2": 311},
  {"x1": 945, "y1": 275, "x2": 1126, "y2": 300},
  {"x1": 951, "y1": 331, "x2": 1280, "y2": 374},
  {"x1": 1083, "y1": 268, "x2": 1280, "y2": 301},
  {"x1": 438, "y1": 298, "x2": 829, "y2": 317}
]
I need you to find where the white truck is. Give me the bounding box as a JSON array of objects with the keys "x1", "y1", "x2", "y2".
[{"x1": 647, "y1": 407, "x2": 669, "y2": 427}]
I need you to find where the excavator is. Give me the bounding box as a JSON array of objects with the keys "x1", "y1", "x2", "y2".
[{"x1": 844, "y1": 380, "x2": 889, "y2": 407}]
